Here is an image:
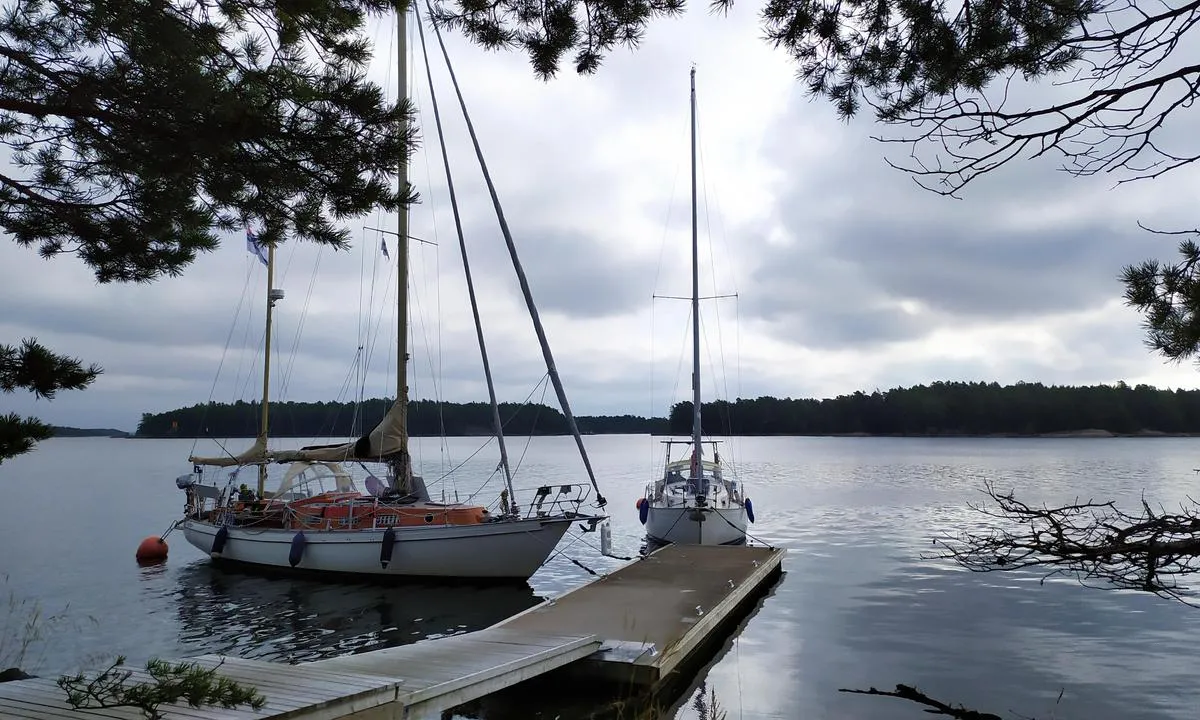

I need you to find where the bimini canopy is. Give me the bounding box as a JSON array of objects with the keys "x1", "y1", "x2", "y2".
[{"x1": 273, "y1": 461, "x2": 356, "y2": 497}]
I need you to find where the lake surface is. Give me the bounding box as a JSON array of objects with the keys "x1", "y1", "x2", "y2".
[{"x1": 3, "y1": 434, "x2": 1200, "y2": 719}]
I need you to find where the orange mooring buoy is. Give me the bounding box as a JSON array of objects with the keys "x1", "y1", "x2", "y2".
[{"x1": 135, "y1": 536, "x2": 168, "y2": 564}]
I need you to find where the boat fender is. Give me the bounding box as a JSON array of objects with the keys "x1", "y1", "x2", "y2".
[
  {"x1": 637, "y1": 498, "x2": 648, "y2": 525},
  {"x1": 289, "y1": 531, "x2": 307, "y2": 568},
  {"x1": 210, "y1": 525, "x2": 229, "y2": 557},
  {"x1": 380, "y1": 527, "x2": 397, "y2": 569},
  {"x1": 745, "y1": 497, "x2": 755, "y2": 524}
]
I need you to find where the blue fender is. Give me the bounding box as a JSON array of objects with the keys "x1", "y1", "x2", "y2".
[
  {"x1": 380, "y1": 527, "x2": 397, "y2": 569},
  {"x1": 289, "y1": 531, "x2": 307, "y2": 568},
  {"x1": 210, "y1": 525, "x2": 229, "y2": 557},
  {"x1": 637, "y1": 498, "x2": 649, "y2": 525},
  {"x1": 745, "y1": 497, "x2": 755, "y2": 524}
]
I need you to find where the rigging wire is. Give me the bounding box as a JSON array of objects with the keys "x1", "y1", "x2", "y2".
[
  {"x1": 278, "y1": 246, "x2": 325, "y2": 402},
  {"x1": 409, "y1": 40, "x2": 452, "y2": 474},
  {"x1": 413, "y1": 0, "x2": 514, "y2": 501},
  {"x1": 425, "y1": 5, "x2": 605, "y2": 504},
  {"x1": 434, "y1": 372, "x2": 550, "y2": 501},
  {"x1": 192, "y1": 256, "x2": 256, "y2": 455},
  {"x1": 649, "y1": 157, "x2": 683, "y2": 475},
  {"x1": 692, "y1": 79, "x2": 742, "y2": 472},
  {"x1": 695, "y1": 91, "x2": 737, "y2": 462}
]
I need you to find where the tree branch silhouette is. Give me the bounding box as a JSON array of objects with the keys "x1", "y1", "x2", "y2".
[{"x1": 927, "y1": 479, "x2": 1200, "y2": 606}]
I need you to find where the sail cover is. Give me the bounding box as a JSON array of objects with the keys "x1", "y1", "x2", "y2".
[
  {"x1": 271, "y1": 400, "x2": 407, "y2": 463},
  {"x1": 189, "y1": 436, "x2": 268, "y2": 467}
]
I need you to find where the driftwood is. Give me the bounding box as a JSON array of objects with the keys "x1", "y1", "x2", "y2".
[
  {"x1": 839, "y1": 685, "x2": 1005, "y2": 719},
  {"x1": 926, "y1": 479, "x2": 1200, "y2": 605}
]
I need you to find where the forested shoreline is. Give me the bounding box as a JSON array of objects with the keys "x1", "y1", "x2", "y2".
[
  {"x1": 131, "y1": 381, "x2": 1200, "y2": 438},
  {"x1": 135, "y1": 398, "x2": 668, "y2": 438},
  {"x1": 665, "y1": 381, "x2": 1200, "y2": 437}
]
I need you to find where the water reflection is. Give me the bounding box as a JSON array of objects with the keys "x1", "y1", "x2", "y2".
[
  {"x1": 449, "y1": 671, "x2": 739, "y2": 720},
  {"x1": 170, "y1": 563, "x2": 543, "y2": 664}
]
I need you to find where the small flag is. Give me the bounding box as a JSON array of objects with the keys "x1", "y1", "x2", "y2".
[
  {"x1": 245, "y1": 229, "x2": 268, "y2": 266},
  {"x1": 381, "y1": 238, "x2": 390, "y2": 259}
]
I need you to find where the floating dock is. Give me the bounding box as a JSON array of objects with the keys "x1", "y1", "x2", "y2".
[{"x1": 0, "y1": 544, "x2": 785, "y2": 720}]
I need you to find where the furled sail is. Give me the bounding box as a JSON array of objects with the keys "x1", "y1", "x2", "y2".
[
  {"x1": 188, "y1": 436, "x2": 268, "y2": 468},
  {"x1": 271, "y1": 400, "x2": 407, "y2": 464}
]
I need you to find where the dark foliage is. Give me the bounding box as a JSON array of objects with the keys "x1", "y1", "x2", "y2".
[
  {"x1": 669, "y1": 380, "x2": 1200, "y2": 436},
  {"x1": 0, "y1": 338, "x2": 100, "y2": 462},
  {"x1": 432, "y1": 0, "x2": 1198, "y2": 198},
  {"x1": 2, "y1": 0, "x2": 417, "y2": 284},
  {"x1": 1123, "y1": 231, "x2": 1200, "y2": 365},
  {"x1": 2, "y1": 0, "x2": 418, "y2": 467},
  {"x1": 136, "y1": 398, "x2": 666, "y2": 437}
]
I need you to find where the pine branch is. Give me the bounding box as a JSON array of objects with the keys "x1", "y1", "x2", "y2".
[
  {"x1": 0, "y1": 338, "x2": 101, "y2": 399},
  {"x1": 57, "y1": 656, "x2": 266, "y2": 720},
  {"x1": 0, "y1": 337, "x2": 101, "y2": 464}
]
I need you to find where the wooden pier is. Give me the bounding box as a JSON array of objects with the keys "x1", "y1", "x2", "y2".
[{"x1": 0, "y1": 544, "x2": 785, "y2": 720}]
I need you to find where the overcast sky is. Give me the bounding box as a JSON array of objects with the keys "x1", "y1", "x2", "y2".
[{"x1": 5, "y1": 5, "x2": 1200, "y2": 432}]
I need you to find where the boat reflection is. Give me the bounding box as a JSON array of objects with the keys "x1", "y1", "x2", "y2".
[
  {"x1": 448, "y1": 675, "x2": 731, "y2": 720},
  {"x1": 171, "y1": 563, "x2": 543, "y2": 664}
]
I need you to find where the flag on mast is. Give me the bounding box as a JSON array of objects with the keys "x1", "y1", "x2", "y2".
[{"x1": 246, "y1": 228, "x2": 268, "y2": 266}]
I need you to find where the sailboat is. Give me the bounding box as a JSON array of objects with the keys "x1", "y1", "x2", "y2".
[
  {"x1": 638, "y1": 67, "x2": 753, "y2": 546},
  {"x1": 170, "y1": 4, "x2": 608, "y2": 580}
]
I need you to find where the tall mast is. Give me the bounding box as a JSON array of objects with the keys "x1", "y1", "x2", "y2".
[
  {"x1": 689, "y1": 66, "x2": 703, "y2": 484},
  {"x1": 394, "y1": 6, "x2": 412, "y2": 491},
  {"x1": 258, "y1": 243, "x2": 276, "y2": 497},
  {"x1": 412, "y1": 4, "x2": 516, "y2": 505}
]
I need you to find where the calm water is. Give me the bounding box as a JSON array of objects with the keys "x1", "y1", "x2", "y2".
[{"x1": 3, "y1": 434, "x2": 1200, "y2": 719}]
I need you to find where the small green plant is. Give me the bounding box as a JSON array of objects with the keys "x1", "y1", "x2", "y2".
[
  {"x1": 57, "y1": 656, "x2": 266, "y2": 720},
  {"x1": 0, "y1": 573, "x2": 74, "y2": 673}
]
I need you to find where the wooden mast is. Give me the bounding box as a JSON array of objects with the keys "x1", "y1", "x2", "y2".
[
  {"x1": 258, "y1": 242, "x2": 276, "y2": 497},
  {"x1": 394, "y1": 5, "x2": 413, "y2": 492}
]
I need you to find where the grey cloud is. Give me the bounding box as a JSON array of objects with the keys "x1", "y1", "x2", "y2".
[
  {"x1": 733, "y1": 84, "x2": 1198, "y2": 352},
  {"x1": 821, "y1": 222, "x2": 1143, "y2": 319},
  {"x1": 770, "y1": 304, "x2": 930, "y2": 349},
  {"x1": 485, "y1": 227, "x2": 655, "y2": 319}
]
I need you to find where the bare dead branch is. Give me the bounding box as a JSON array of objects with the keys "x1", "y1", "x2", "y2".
[
  {"x1": 839, "y1": 685, "x2": 1005, "y2": 719},
  {"x1": 925, "y1": 479, "x2": 1200, "y2": 605}
]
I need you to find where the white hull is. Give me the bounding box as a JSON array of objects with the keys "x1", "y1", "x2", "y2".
[
  {"x1": 645, "y1": 505, "x2": 747, "y2": 546},
  {"x1": 181, "y1": 517, "x2": 576, "y2": 580}
]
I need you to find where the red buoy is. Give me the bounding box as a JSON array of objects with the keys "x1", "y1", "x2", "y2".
[{"x1": 135, "y1": 536, "x2": 168, "y2": 564}]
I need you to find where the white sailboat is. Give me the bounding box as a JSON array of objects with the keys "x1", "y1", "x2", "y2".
[
  {"x1": 170, "y1": 4, "x2": 608, "y2": 581},
  {"x1": 638, "y1": 67, "x2": 753, "y2": 547}
]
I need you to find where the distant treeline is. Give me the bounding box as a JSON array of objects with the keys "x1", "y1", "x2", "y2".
[
  {"x1": 667, "y1": 381, "x2": 1200, "y2": 436},
  {"x1": 51, "y1": 426, "x2": 131, "y2": 438},
  {"x1": 135, "y1": 398, "x2": 668, "y2": 438},
  {"x1": 138, "y1": 381, "x2": 1200, "y2": 439}
]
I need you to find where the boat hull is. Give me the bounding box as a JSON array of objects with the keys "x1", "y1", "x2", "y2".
[
  {"x1": 181, "y1": 516, "x2": 577, "y2": 580},
  {"x1": 644, "y1": 505, "x2": 747, "y2": 546}
]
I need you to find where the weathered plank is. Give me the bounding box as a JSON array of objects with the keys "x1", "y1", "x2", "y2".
[{"x1": 494, "y1": 544, "x2": 786, "y2": 685}]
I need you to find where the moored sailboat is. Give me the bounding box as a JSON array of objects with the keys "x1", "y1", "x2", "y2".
[
  {"x1": 171, "y1": 4, "x2": 608, "y2": 580},
  {"x1": 639, "y1": 67, "x2": 753, "y2": 546}
]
